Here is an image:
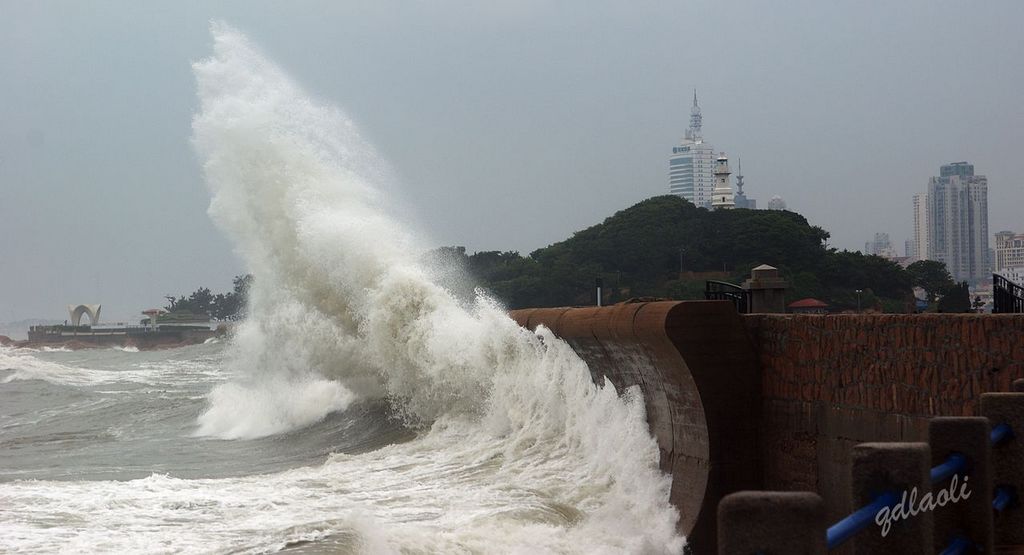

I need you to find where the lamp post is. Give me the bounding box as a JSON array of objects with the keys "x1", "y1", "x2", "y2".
[{"x1": 855, "y1": 289, "x2": 863, "y2": 312}]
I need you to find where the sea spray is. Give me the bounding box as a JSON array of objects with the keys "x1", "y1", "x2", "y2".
[{"x1": 191, "y1": 22, "x2": 683, "y2": 552}]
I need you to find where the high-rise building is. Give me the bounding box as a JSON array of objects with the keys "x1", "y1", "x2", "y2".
[
  {"x1": 911, "y1": 192, "x2": 930, "y2": 261},
  {"x1": 669, "y1": 91, "x2": 716, "y2": 208},
  {"x1": 994, "y1": 230, "x2": 1024, "y2": 274},
  {"x1": 767, "y1": 196, "x2": 786, "y2": 211},
  {"x1": 732, "y1": 159, "x2": 756, "y2": 209},
  {"x1": 994, "y1": 231, "x2": 1024, "y2": 286},
  {"x1": 927, "y1": 162, "x2": 989, "y2": 283},
  {"x1": 865, "y1": 233, "x2": 897, "y2": 258},
  {"x1": 711, "y1": 154, "x2": 735, "y2": 210}
]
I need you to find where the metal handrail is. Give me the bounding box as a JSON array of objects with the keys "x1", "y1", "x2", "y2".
[
  {"x1": 704, "y1": 280, "x2": 751, "y2": 314},
  {"x1": 993, "y1": 486, "x2": 1013, "y2": 512},
  {"x1": 991, "y1": 422, "x2": 1013, "y2": 445},
  {"x1": 939, "y1": 535, "x2": 973, "y2": 555},
  {"x1": 993, "y1": 274, "x2": 1024, "y2": 313},
  {"x1": 825, "y1": 423, "x2": 1016, "y2": 551},
  {"x1": 825, "y1": 491, "x2": 900, "y2": 549},
  {"x1": 929, "y1": 422, "x2": 1016, "y2": 553},
  {"x1": 930, "y1": 453, "x2": 967, "y2": 483}
]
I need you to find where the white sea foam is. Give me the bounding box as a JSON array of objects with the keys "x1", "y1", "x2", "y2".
[
  {"x1": 0, "y1": 346, "x2": 225, "y2": 387},
  {"x1": 0, "y1": 22, "x2": 684, "y2": 554},
  {"x1": 0, "y1": 346, "x2": 111, "y2": 386}
]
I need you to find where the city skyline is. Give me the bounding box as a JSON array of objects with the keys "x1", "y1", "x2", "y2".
[
  {"x1": 872, "y1": 162, "x2": 997, "y2": 284},
  {"x1": 3, "y1": 2, "x2": 1023, "y2": 321}
]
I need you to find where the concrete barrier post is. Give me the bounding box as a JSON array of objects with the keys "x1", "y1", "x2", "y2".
[
  {"x1": 928, "y1": 417, "x2": 993, "y2": 552},
  {"x1": 717, "y1": 491, "x2": 826, "y2": 554},
  {"x1": 979, "y1": 392, "x2": 1024, "y2": 544},
  {"x1": 851, "y1": 442, "x2": 932, "y2": 555}
]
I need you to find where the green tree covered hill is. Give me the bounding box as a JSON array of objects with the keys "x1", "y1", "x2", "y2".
[{"x1": 437, "y1": 195, "x2": 918, "y2": 312}]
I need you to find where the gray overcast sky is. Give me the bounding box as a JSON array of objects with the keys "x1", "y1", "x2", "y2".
[{"x1": 2, "y1": 1, "x2": 1022, "y2": 322}]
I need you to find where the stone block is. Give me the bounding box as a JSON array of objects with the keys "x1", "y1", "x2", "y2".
[
  {"x1": 851, "y1": 442, "x2": 932, "y2": 555},
  {"x1": 979, "y1": 393, "x2": 1024, "y2": 545},
  {"x1": 929, "y1": 417, "x2": 993, "y2": 552},
  {"x1": 717, "y1": 491, "x2": 826, "y2": 555}
]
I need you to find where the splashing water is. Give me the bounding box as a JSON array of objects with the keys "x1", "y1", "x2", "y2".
[{"x1": 189, "y1": 22, "x2": 683, "y2": 552}]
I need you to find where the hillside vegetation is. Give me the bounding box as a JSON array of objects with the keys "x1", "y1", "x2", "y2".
[{"x1": 436, "y1": 195, "x2": 917, "y2": 312}]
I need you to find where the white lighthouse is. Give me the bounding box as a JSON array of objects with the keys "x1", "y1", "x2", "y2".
[{"x1": 711, "y1": 153, "x2": 735, "y2": 210}]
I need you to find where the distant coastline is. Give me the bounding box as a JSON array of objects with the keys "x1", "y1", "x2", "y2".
[
  {"x1": 2, "y1": 324, "x2": 228, "y2": 351},
  {"x1": 0, "y1": 319, "x2": 60, "y2": 341}
]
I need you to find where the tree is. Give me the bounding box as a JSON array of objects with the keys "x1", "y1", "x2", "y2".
[
  {"x1": 906, "y1": 260, "x2": 955, "y2": 303},
  {"x1": 433, "y1": 195, "x2": 913, "y2": 311},
  {"x1": 164, "y1": 274, "x2": 252, "y2": 320},
  {"x1": 937, "y1": 281, "x2": 971, "y2": 313},
  {"x1": 972, "y1": 295, "x2": 986, "y2": 313}
]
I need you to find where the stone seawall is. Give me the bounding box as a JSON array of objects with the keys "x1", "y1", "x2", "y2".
[
  {"x1": 18, "y1": 329, "x2": 221, "y2": 350},
  {"x1": 510, "y1": 300, "x2": 760, "y2": 553},
  {"x1": 743, "y1": 313, "x2": 1024, "y2": 523},
  {"x1": 509, "y1": 304, "x2": 1024, "y2": 552}
]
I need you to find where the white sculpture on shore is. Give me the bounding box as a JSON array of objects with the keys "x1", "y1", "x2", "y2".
[{"x1": 67, "y1": 304, "x2": 101, "y2": 327}]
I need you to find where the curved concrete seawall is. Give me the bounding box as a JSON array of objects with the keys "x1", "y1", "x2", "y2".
[
  {"x1": 510, "y1": 300, "x2": 761, "y2": 553},
  {"x1": 511, "y1": 304, "x2": 1024, "y2": 552}
]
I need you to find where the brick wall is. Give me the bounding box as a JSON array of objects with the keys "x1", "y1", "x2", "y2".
[{"x1": 743, "y1": 313, "x2": 1024, "y2": 520}]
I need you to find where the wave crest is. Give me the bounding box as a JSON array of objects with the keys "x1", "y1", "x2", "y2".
[{"x1": 190, "y1": 22, "x2": 683, "y2": 552}]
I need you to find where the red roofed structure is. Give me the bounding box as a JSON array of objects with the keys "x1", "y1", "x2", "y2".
[{"x1": 787, "y1": 298, "x2": 829, "y2": 314}]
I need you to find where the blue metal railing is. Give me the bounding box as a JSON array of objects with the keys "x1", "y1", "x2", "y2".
[
  {"x1": 991, "y1": 422, "x2": 1013, "y2": 445},
  {"x1": 930, "y1": 453, "x2": 968, "y2": 483},
  {"x1": 825, "y1": 491, "x2": 900, "y2": 549},
  {"x1": 824, "y1": 422, "x2": 1016, "y2": 551},
  {"x1": 993, "y1": 487, "x2": 1014, "y2": 512},
  {"x1": 939, "y1": 535, "x2": 973, "y2": 555}
]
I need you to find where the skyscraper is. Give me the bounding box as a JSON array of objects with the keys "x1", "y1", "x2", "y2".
[
  {"x1": 926, "y1": 162, "x2": 989, "y2": 283},
  {"x1": 669, "y1": 91, "x2": 716, "y2": 208},
  {"x1": 865, "y1": 233, "x2": 897, "y2": 258},
  {"x1": 912, "y1": 192, "x2": 929, "y2": 261}
]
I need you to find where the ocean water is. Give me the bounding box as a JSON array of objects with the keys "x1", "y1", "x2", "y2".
[{"x1": 0, "y1": 23, "x2": 683, "y2": 554}]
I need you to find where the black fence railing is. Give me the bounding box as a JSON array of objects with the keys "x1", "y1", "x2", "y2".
[
  {"x1": 705, "y1": 280, "x2": 751, "y2": 314},
  {"x1": 993, "y1": 274, "x2": 1024, "y2": 314}
]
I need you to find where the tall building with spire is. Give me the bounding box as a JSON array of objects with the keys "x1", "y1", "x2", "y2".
[
  {"x1": 732, "y1": 158, "x2": 756, "y2": 209},
  {"x1": 669, "y1": 91, "x2": 716, "y2": 208}
]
